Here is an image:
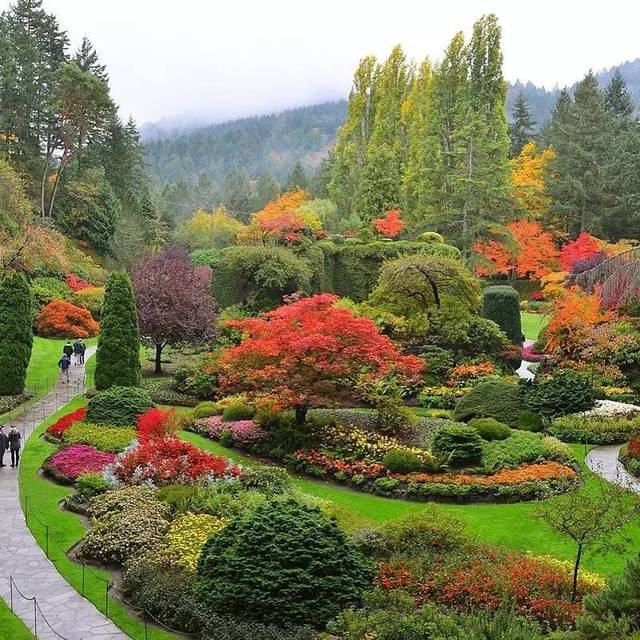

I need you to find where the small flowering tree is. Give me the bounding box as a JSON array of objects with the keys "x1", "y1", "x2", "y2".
[
  {"x1": 217, "y1": 294, "x2": 423, "y2": 423},
  {"x1": 372, "y1": 209, "x2": 404, "y2": 238}
]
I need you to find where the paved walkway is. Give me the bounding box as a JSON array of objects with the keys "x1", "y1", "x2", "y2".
[
  {"x1": 516, "y1": 340, "x2": 536, "y2": 380},
  {"x1": 586, "y1": 444, "x2": 640, "y2": 493},
  {"x1": 0, "y1": 347, "x2": 130, "y2": 640}
]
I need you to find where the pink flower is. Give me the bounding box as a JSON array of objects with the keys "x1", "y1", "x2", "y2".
[{"x1": 50, "y1": 445, "x2": 116, "y2": 479}]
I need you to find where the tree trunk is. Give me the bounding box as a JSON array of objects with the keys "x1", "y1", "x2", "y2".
[
  {"x1": 295, "y1": 405, "x2": 308, "y2": 424},
  {"x1": 155, "y1": 342, "x2": 164, "y2": 375},
  {"x1": 571, "y1": 543, "x2": 583, "y2": 603},
  {"x1": 47, "y1": 163, "x2": 65, "y2": 219},
  {"x1": 40, "y1": 154, "x2": 52, "y2": 221}
]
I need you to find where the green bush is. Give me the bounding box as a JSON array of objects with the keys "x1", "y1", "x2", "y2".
[
  {"x1": 201, "y1": 245, "x2": 311, "y2": 310},
  {"x1": 480, "y1": 431, "x2": 547, "y2": 472},
  {"x1": 468, "y1": 417, "x2": 511, "y2": 441},
  {"x1": 94, "y1": 271, "x2": 141, "y2": 389},
  {"x1": 73, "y1": 286, "x2": 105, "y2": 319},
  {"x1": 201, "y1": 615, "x2": 317, "y2": 640},
  {"x1": 431, "y1": 424, "x2": 483, "y2": 466},
  {"x1": 75, "y1": 472, "x2": 109, "y2": 499},
  {"x1": 481, "y1": 285, "x2": 522, "y2": 345},
  {"x1": 517, "y1": 410, "x2": 544, "y2": 432},
  {"x1": 222, "y1": 402, "x2": 255, "y2": 421},
  {"x1": 417, "y1": 231, "x2": 444, "y2": 244},
  {"x1": 31, "y1": 276, "x2": 71, "y2": 308},
  {"x1": 453, "y1": 380, "x2": 521, "y2": 426},
  {"x1": 195, "y1": 499, "x2": 373, "y2": 628},
  {"x1": 550, "y1": 415, "x2": 640, "y2": 445},
  {"x1": 193, "y1": 401, "x2": 220, "y2": 419},
  {"x1": 0, "y1": 271, "x2": 33, "y2": 395},
  {"x1": 156, "y1": 484, "x2": 199, "y2": 513},
  {"x1": 382, "y1": 448, "x2": 422, "y2": 473},
  {"x1": 63, "y1": 422, "x2": 136, "y2": 452},
  {"x1": 239, "y1": 467, "x2": 293, "y2": 496},
  {"x1": 520, "y1": 369, "x2": 595, "y2": 419},
  {"x1": 86, "y1": 386, "x2": 154, "y2": 426}
]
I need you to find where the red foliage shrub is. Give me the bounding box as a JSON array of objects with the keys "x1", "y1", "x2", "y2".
[
  {"x1": 66, "y1": 274, "x2": 92, "y2": 292},
  {"x1": 47, "y1": 407, "x2": 87, "y2": 438},
  {"x1": 559, "y1": 233, "x2": 603, "y2": 271},
  {"x1": 372, "y1": 209, "x2": 405, "y2": 238},
  {"x1": 36, "y1": 299, "x2": 99, "y2": 338},
  {"x1": 137, "y1": 408, "x2": 178, "y2": 442},
  {"x1": 628, "y1": 437, "x2": 640, "y2": 460},
  {"x1": 293, "y1": 449, "x2": 385, "y2": 479}
]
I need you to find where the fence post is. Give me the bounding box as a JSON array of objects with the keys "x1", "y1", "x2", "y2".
[
  {"x1": 144, "y1": 613, "x2": 148, "y2": 640},
  {"x1": 10, "y1": 576, "x2": 13, "y2": 612},
  {"x1": 105, "y1": 581, "x2": 108, "y2": 619},
  {"x1": 81, "y1": 563, "x2": 85, "y2": 596},
  {"x1": 45, "y1": 525, "x2": 49, "y2": 559},
  {"x1": 33, "y1": 597, "x2": 37, "y2": 638}
]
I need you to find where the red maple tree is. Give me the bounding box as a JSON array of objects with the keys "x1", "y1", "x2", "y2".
[
  {"x1": 559, "y1": 233, "x2": 603, "y2": 271},
  {"x1": 216, "y1": 294, "x2": 423, "y2": 422},
  {"x1": 372, "y1": 209, "x2": 405, "y2": 238}
]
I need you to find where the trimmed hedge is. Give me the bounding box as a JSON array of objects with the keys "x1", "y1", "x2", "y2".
[
  {"x1": 453, "y1": 380, "x2": 521, "y2": 426},
  {"x1": 481, "y1": 285, "x2": 522, "y2": 345},
  {"x1": 469, "y1": 417, "x2": 511, "y2": 441},
  {"x1": 86, "y1": 386, "x2": 154, "y2": 426},
  {"x1": 520, "y1": 370, "x2": 595, "y2": 419},
  {"x1": 431, "y1": 424, "x2": 483, "y2": 466},
  {"x1": 549, "y1": 415, "x2": 640, "y2": 445}
]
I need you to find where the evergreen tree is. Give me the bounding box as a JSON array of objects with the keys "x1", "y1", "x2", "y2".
[
  {"x1": 221, "y1": 168, "x2": 254, "y2": 220},
  {"x1": 284, "y1": 161, "x2": 309, "y2": 191},
  {"x1": 0, "y1": 271, "x2": 33, "y2": 395},
  {"x1": 254, "y1": 170, "x2": 280, "y2": 208},
  {"x1": 509, "y1": 92, "x2": 536, "y2": 157},
  {"x1": 309, "y1": 157, "x2": 331, "y2": 199},
  {"x1": 95, "y1": 271, "x2": 141, "y2": 390},
  {"x1": 74, "y1": 36, "x2": 108, "y2": 81},
  {"x1": 604, "y1": 69, "x2": 634, "y2": 120}
]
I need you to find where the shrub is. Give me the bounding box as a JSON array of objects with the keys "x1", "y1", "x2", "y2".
[
  {"x1": 431, "y1": 424, "x2": 483, "y2": 466},
  {"x1": 520, "y1": 369, "x2": 595, "y2": 419},
  {"x1": 193, "y1": 401, "x2": 220, "y2": 419},
  {"x1": 517, "y1": 410, "x2": 544, "y2": 432},
  {"x1": 66, "y1": 273, "x2": 92, "y2": 291},
  {"x1": 195, "y1": 499, "x2": 374, "y2": 628},
  {"x1": 382, "y1": 448, "x2": 422, "y2": 473},
  {"x1": 31, "y1": 276, "x2": 71, "y2": 308},
  {"x1": 137, "y1": 407, "x2": 179, "y2": 442},
  {"x1": 453, "y1": 380, "x2": 521, "y2": 426},
  {"x1": 201, "y1": 615, "x2": 318, "y2": 640},
  {"x1": 481, "y1": 285, "x2": 523, "y2": 344},
  {"x1": 72, "y1": 286, "x2": 104, "y2": 319},
  {"x1": 417, "y1": 231, "x2": 444, "y2": 244},
  {"x1": 94, "y1": 271, "x2": 141, "y2": 389},
  {"x1": 47, "y1": 407, "x2": 87, "y2": 438},
  {"x1": 550, "y1": 415, "x2": 640, "y2": 445},
  {"x1": 88, "y1": 485, "x2": 160, "y2": 520},
  {"x1": 468, "y1": 417, "x2": 511, "y2": 441},
  {"x1": 239, "y1": 466, "x2": 293, "y2": 495},
  {"x1": 48, "y1": 445, "x2": 116, "y2": 481},
  {"x1": 221, "y1": 402, "x2": 255, "y2": 421},
  {"x1": 0, "y1": 272, "x2": 33, "y2": 395},
  {"x1": 192, "y1": 416, "x2": 268, "y2": 447},
  {"x1": 62, "y1": 422, "x2": 136, "y2": 453},
  {"x1": 36, "y1": 299, "x2": 98, "y2": 339},
  {"x1": 167, "y1": 513, "x2": 227, "y2": 571},
  {"x1": 86, "y1": 386, "x2": 154, "y2": 426},
  {"x1": 480, "y1": 431, "x2": 547, "y2": 472},
  {"x1": 75, "y1": 472, "x2": 109, "y2": 499}
]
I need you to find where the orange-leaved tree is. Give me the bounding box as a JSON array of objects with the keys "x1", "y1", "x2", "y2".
[
  {"x1": 36, "y1": 299, "x2": 99, "y2": 338},
  {"x1": 474, "y1": 220, "x2": 558, "y2": 280},
  {"x1": 372, "y1": 209, "x2": 405, "y2": 238},
  {"x1": 559, "y1": 233, "x2": 607, "y2": 271},
  {"x1": 216, "y1": 294, "x2": 423, "y2": 423}
]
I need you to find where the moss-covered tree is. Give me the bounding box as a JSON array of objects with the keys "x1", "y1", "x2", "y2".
[
  {"x1": 95, "y1": 271, "x2": 141, "y2": 390},
  {"x1": 0, "y1": 271, "x2": 33, "y2": 395}
]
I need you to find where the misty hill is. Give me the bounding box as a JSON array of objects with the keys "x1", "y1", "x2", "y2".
[{"x1": 146, "y1": 59, "x2": 640, "y2": 186}]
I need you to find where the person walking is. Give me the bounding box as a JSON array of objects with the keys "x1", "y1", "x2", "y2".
[
  {"x1": 79, "y1": 339, "x2": 86, "y2": 365},
  {"x1": 73, "y1": 339, "x2": 83, "y2": 365},
  {"x1": 0, "y1": 427, "x2": 8, "y2": 467},
  {"x1": 58, "y1": 353, "x2": 71, "y2": 383},
  {"x1": 63, "y1": 340, "x2": 74, "y2": 362},
  {"x1": 8, "y1": 426, "x2": 21, "y2": 467}
]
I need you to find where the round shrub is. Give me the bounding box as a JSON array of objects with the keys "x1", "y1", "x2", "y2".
[
  {"x1": 72, "y1": 286, "x2": 105, "y2": 320},
  {"x1": 417, "y1": 231, "x2": 444, "y2": 244},
  {"x1": 36, "y1": 299, "x2": 99, "y2": 339},
  {"x1": 468, "y1": 417, "x2": 511, "y2": 441},
  {"x1": 75, "y1": 472, "x2": 109, "y2": 499},
  {"x1": 86, "y1": 386, "x2": 154, "y2": 426},
  {"x1": 517, "y1": 410, "x2": 544, "y2": 432},
  {"x1": 382, "y1": 448, "x2": 422, "y2": 473},
  {"x1": 239, "y1": 466, "x2": 293, "y2": 495},
  {"x1": 195, "y1": 499, "x2": 373, "y2": 628},
  {"x1": 193, "y1": 401, "x2": 220, "y2": 419},
  {"x1": 221, "y1": 402, "x2": 255, "y2": 421},
  {"x1": 520, "y1": 369, "x2": 595, "y2": 419},
  {"x1": 431, "y1": 424, "x2": 483, "y2": 466},
  {"x1": 453, "y1": 380, "x2": 521, "y2": 426},
  {"x1": 481, "y1": 285, "x2": 522, "y2": 345}
]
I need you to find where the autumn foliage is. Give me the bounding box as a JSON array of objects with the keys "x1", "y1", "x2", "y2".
[
  {"x1": 36, "y1": 299, "x2": 99, "y2": 338},
  {"x1": 511, "y1": 142, "x2": 555, "y2": 219},
  {"x1": 66, "y1": 273, "x2": 92, "y2": 291},
  {"x1": 137, "y1": 408, "x2": 179, "y2": 442},
  {"x1": 217, "y1": 294, "x2": 423, "y2": 419},
  {"x1": 372, "y1": 209, "x2": 405, "y2": 238},
  {"x1": 559, "y1": 233, "x2": 606, "y2": 271},
  {"x1": 474, "y1": 220, "x2": 558, "y2": 279}
]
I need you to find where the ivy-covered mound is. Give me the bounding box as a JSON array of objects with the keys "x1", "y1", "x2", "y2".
[{"x1": 190, "y1": 408, "x2": 580, "y2": 504}]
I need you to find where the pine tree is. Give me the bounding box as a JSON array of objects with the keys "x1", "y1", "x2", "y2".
[
  {"x1": 221, "y1": 168, "x2": 254, "y2": 221},
  {"x1": 285, "y1": 161, "x2": 309, "y2": 191},
  {"x1": 74, "y1": 36, "x2": 108, "y2": 81},
  {"x1": 0, "y1": 271, "x2": 33, "y2": 395},
  {"x1": 509, "y1": 92, "x2": 536, "y2": 157},
  {"x1": 309, "y1": 158, "x2": 331, "y2": 199},
  {"x1": 254, "y1": 171, "x2": 280, "y2": 208},
  {"x1": 604, "y1": 69, "x2": 634, "y2": 120},
  {"x1": 95, "y1": 271, "x2": 141, "y2": 390}
]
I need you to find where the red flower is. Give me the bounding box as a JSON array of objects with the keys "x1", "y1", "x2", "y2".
[
  {"x1": 66, "y1": 274, "x2": 92, "y2": 292},
  {"x1": 137, "y1": 408, "x2": 178, "y2": 442},
  {"x1": 47, "y1": 408, "x2": 87, "y2": 438}
]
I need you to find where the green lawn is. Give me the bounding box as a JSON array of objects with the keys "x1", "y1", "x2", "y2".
[
  {"x1": 0, "y1": 599, "x2": 34, "y2": 639},
  {"x1": 521, "y1": 312, "x2": 548, "y2": 342}
]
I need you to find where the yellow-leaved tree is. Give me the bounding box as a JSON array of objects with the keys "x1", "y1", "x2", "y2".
[{"x1": 511, "y1": 142, "x2": 555, "y2": 220}]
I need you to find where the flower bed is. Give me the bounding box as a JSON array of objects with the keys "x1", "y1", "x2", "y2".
[
  {"x1": 619, "y1": 437, "x2": 640, "y2": 477},
  {"x1": 166, "y1": 513, "x2": 227, "y2": 571},
  {"x1": 192, "y1": 416, "x2": 267, "y2": 447},
  {"x1": 45, "y1": 445, "x2": 116, "y2": 483},
  {"x1": 62, "y1": 422, "x2": 137, "y2": 453},
  {"x1": 46, "y1": 407, "x2": 87, "y2": 438}
]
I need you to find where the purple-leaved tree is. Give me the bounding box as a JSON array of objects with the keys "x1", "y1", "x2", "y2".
[{"x1": 133, "y1": 246, "x2": 216, "y2": 374}]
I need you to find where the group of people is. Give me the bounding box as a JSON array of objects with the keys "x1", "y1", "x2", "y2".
[
  {"x1": 57, "y1": 339, "x2": 86, "y2": 383},
  {"x1": 0, "y1": 426, "x2": 21, "y2": 467}
]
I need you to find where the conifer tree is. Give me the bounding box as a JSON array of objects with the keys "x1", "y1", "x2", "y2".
[
  {"x1": 285, "y1": 161, "x2": 309, "y2": 191},
  {"x1": 509, "y1": 92, "x2": 536, "y2": 157},
  {"x1": 0, "y1": 271, "x2": 33, "y2": 395},
  {"x1": 95, "y1": 271, "x2": 141, "y2": 390},
  {"x1": 604, "y1": 69, "x2": 634, "y2": 120}
]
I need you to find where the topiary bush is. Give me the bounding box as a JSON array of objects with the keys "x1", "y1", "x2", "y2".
[
  {"x1": 417, "y1": 231, "x2": 444, "y2": 244},
  {"x1": 431, "y1": 424, "x2": 483, "y2": 467},
  {"x1": 195, "y1": 499, "x2": 373, "y2": 628},
  {"x1": 192, "y1": 401, "x2": 220, "y2": 419},
  {"x1": 517, "y1": 410, "x2": 544, "y2": 432},
  {"x1": 94, "y1": 271, "x2": 141, "y2": 390},
  {"x1": 382, "y1": 448, "x2": 422, "y2": 473},
  {"x1": 0, "y1": 271, "x2": 33, "y2": 395},
  {"x1": 481, "y1": 285, "x2": 522, "y2": 345},
  {"x1": 468, "y1": 417, "x2": 511, "y2": 441},
  {"x1": 453, "y1": 380, "x2": 521, "y2": 426},
  {"x1": 86, "y1": 386, "x2": 154, "y2": 426}
]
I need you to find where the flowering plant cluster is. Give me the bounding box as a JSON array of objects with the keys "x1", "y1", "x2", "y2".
[
  {"x1": 47, "y1": 407, "x2": 87, "y2": 438},
  {"x1": 628, "y1": 436, "x2": 640, "y2": 460},
  {"x1": 446, "y1": 362, "x2": 496, "y2": 387},
  {"x1": 522, "y1": 343, "x2": 544, "y2": 363},
  {"x1": 137, "y1": 408, "x2": 179, "y2": 442},
  {"x1": 192, "y1": 416, "x2": 267, "y2": 446},
  {"x1": 66, "y1": 273, "x2": 92, "y2": 291},
  {"x1": 50, "y1": 445, "x2": 116, "y2": 480},
  {"x1": 111, "y1": 436, "x2": 242, "y2": 486},
  {"x1": 293, "y1": 449, "x2": 385, "y2": 479},
  {"x1": 166, "y1": 513, "x2": 227, "y2": 571}
]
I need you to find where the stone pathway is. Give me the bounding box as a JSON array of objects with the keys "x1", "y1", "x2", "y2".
[
  {"x1": 586, "y1": 444, "x2": 640, "y2": 493},
  {"x1": 0, "y1": 347, "x2": 130, "y2": 640},
  {"x1": 516, "y1": 340, "x2": 536, "y2": 380}
]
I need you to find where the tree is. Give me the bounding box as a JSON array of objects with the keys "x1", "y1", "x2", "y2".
[
  {"x1": 508, "y1": 92, "x2": 536, "y2": 157},
  {"x1": 511, "y1": 142, "x2": 555, "y2": 219},
  {"x1": 536, "y1": 482, "x2": 637, "y2": 602},
  {"x1": 604, "y1": 69, "x2": 634, "y2": 120},
  {"x1": 94, "y1": 271, "x2": 141, "y2": 390},
  {"x1": 284, "y1": 161, "x2": 309, "y2": 191},
  {"x1": 221, "y1": 168, "x2": 254, "y2": 220},
  {"x1": 372, "y1": 209, "x2": 404, "y2": 238},
  {"x1": 217, "y1": 294, "x2": 423, "y2": 423},
  {"x1": 254, "y1": 171, "x2": 280, "y2": 209},
  {"x1": 133, "y1": 247, "x2": 216, "y2": 374},
  {"x1": 175, "y1": 207, "x2": 244, "y2": 250},
  {"x1": 0, "y1": 271, "x2": 33, "y2": 394},
  {"x1": 73, "y1": 36, "x2": 108, "y2": 81},
  {"x1": 559, "y1": 232, "x2": 603, "y2": 271}
]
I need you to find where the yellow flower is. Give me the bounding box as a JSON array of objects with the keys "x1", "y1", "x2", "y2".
[{"x1": 166, "y1": 513, "x2": 227, "y2": 571}]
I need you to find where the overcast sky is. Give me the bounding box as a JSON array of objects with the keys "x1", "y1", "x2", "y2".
[{"x1": 14, "y1": 0, "x2": 640, "y2": 125}]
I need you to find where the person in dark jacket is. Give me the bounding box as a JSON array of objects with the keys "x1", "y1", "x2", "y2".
[
  {"x1": 63, "y1": 340, "x2": 74, "y2": 360},
  {"x1": 58, "y1": 354, "x2": 71, "y2": 382},
  {"x1": 73, "y1": 339, "x2": 83, "y2": 365},
  {"x1": 0, "y1": 427, "x2": 8, "y2": 467},
  {"x1": 8, "y1": 426, "x2": 20, "y2": 467},
  {"x1": 78, "y1": 339, "x2": 86, "y2": 365}
]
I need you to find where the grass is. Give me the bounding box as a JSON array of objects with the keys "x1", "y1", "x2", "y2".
[
  {"x1": 521, "y1": 312, "x2": 548, "y2": 342},
  {"x1": 182, "y1": 431, "x2": 640, "y2": 578},
  {"x1": 0, "y1": 599, "x2": 34, "y2": 639}
]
